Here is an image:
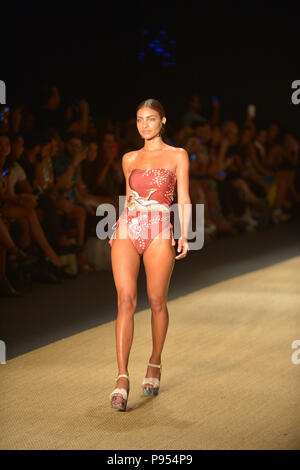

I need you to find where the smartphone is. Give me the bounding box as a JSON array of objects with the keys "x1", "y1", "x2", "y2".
[
  {"x1": 247, "y1": 104, "x2": 256, "y2": 118},
  {"x1": 66, "y1": 190, "x2": 74, "y2": 200},
  {"x1": 0, "y1": 168, "x2": 9, "y2": 178}
]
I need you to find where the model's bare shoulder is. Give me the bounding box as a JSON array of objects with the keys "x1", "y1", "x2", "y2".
[
  {"x1": 170, "y1": 147, "x2": 189, "y2": 169},
  {"x1": 122, "y1": 150, "x2": 139, "y2": 176}
]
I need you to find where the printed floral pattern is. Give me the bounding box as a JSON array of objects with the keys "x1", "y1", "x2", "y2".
[{"x1": 109, "y1": 168, "x2": 177, "y2": 255}]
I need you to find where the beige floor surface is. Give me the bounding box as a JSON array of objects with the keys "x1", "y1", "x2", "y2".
[{"x1": 0, "y1": 256, "x2": 299, "y2": 449}]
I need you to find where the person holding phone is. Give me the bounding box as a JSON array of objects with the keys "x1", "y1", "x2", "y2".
[
  {"x1": 0, "y1": 132, "x2": 69, "y2": 277},
  {"x1": 52, "y1": 133, "x2": 94, "y2": 272}
]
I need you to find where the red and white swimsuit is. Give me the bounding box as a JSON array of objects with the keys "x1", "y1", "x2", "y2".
[{"x1": 108, "y1": 168, "x2": 177, "y2": 255}]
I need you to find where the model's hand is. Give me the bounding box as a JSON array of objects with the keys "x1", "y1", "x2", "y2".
[{"x1": 175, "y1": 237, "x2": 189, "y2": 260}]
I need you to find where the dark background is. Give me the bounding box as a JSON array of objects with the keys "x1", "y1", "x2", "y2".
[{"x1": 2, "y1": 1, "x2": 300, "y2": 134}]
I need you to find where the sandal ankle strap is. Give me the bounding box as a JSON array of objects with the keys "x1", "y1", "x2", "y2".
[
  {"x1": 148, "y1": 363, "x2": 161, "y2": 369},
  {"x1": 117, "y1": 374, "x2": 129, "y2": 380}
]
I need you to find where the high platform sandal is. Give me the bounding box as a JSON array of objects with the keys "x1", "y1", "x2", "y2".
[
  {"x1": 142, "y1": 363, "x2": 162, "y2": 396},
  {"x1": 109, "y1": 374, "x2": 130, "y2": 411}
]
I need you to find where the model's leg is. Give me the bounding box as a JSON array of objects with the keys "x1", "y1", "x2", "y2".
[
  {"x1": 110, "y1": 224, "x2": 141, "y2": 397},
  {"x1": 142, "y1": 228, "x2": 175, "y2": 388}
]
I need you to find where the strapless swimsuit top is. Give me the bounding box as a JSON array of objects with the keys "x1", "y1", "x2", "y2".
[{"x1": 126, "y1": 168, "x2": 177, "y2": 212}]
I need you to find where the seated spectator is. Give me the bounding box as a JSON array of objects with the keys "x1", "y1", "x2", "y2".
[
  {"x1": 10, "y1": 103, "x2": 36, "y2": 136},
  {"x1": 52, "y1": 133, "x2": 95, "y2": 272},
  {"x1": 16, "y1": 133, "x2": 78, "y2": 258},
  {"x1": 0, "y1": 132, "x2": 68, "y2": 280},
  {"x1": 266, "y1": 122, "x2": 280, "y2": 152},
  {"x1": 34, "y1": 84, "x2": 68, "y2": 136},
  {"x1": 184, "y1": 130, "x2": 232, "y2": 233},
  {"x1": 65, "y1": 96, "x2": 90, "y2": 136},
  {"x1": 96, "y1": 132, "x2": 124, "y2": 199},
  {"x1": 118, "y1": 117, "x2": 143, "y2": 155},
  {"x1": 0, "y1": 216, "x2": 22, "y2": 296},
  {"x1": 10, "y1": 134, "x2": 25, "y2": 162},
  {"x1": 80, "y1": 139, "x2": 116, "y2": 206},
  {"x1": 181, "y1": 93, "x2": 207, "y2": 127},
  {"x1": 265, "y1": 132, "x2": 298, "y2": 222}
]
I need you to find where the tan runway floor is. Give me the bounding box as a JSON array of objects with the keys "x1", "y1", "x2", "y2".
[{"x1": 1, "y1": 255, "x2": 299, "y2": 450}]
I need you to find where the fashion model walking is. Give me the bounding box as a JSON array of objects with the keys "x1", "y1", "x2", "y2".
[{"x1": 108, "y1": 98, "x2": 191, "y2": 410}]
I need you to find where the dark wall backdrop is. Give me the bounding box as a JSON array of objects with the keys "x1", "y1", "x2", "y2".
[{"x1": 2, "y1": 1, "x2": 300, "y2": 135}]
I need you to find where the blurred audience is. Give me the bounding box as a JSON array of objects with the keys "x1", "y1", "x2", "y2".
[{"x1": 0, "y1": 91, "x2": 299, "y2": 296}]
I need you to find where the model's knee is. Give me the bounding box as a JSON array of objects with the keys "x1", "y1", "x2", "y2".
[
  {"x1": 117, "y1": 293, "x2": 137, "y2": 314},
  {"x1": 149, "y1": 295, "x2": 166, "y2": 314}
]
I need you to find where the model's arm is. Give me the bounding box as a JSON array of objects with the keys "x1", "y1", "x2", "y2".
[
  {"x1": 175, "y1": 148, "x2": 191, "y2": 246},
  {"x1": 122, "y1": 151, "x2": 135, "y2": 208}
]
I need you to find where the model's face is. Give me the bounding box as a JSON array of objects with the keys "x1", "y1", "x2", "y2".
[{"x1": 136, "y1": 107, "x2": 166, "y2": 140}]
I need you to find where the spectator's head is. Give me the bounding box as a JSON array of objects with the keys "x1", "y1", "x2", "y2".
[
  {"x1": 102, "y1": 132, "x2": 119, "y2": 160},
  {"x1": 103, "y1": 131, "x2": 117, "y2": 146},
  {"x1": 65, "y1": 133, "x2": 83, "y2": 158},
  {"x1": 41, "y1": 83, "x2": 61, "y2": 110},
  {"x1": 267, "y1": 122, "x2": 279, "y2": 142},
  {"x1": 36, "y1": 135, "x2": 52, "y2": 162},
  {"x1": 173, "y1": 125, "x2": 194, "y2": 147},
  {"x1": 240, "y1": 127, "x2": 252, "y2": 146},
  {"x1": 23, "y1": 133, "x2": 42, "y2": 161},
  {"x1": 256, "y1": 128, "x2": 268, "y2": 145},
  {"x1": 0, "y1": 133, "x2": 11, "y2": 168},
  {"x1": 211, "y1": 125, "x2": 222, "y2": 146},
  {"x1": 45, "y1": 128, "x2": 63, "y2": 157},
  {"x1": 87, "y1": 121, "x2": 98, "y2": 140},
  {"x1": 10, "y1": 134, "x2": 24, "y2": 160},
  {"x1": 188, "y1": 94, "x2": 201, "y2": 112},
  {"x1": 185, "y1": 135, "x2": 200, "y2": 155},
  {"x1": 221, "y1": 120, "x2": 239, "y2": 145},
  {"x1": 193, "y1": 121, "x2": 212, "y2": 144},
  {"x1": 282, "y1": 132, "x2": 299, "y2": 154},
  {"x1": 86, "y1": 140, "x2": 99, "y2": 162},
  {"x1": 136, "y1": 98, "x2": 166, "y2": 140}
]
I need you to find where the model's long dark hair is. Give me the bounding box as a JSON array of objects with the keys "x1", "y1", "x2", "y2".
[{"x1": 136, "y1": 98, "x2": 166, "y2": 137}]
